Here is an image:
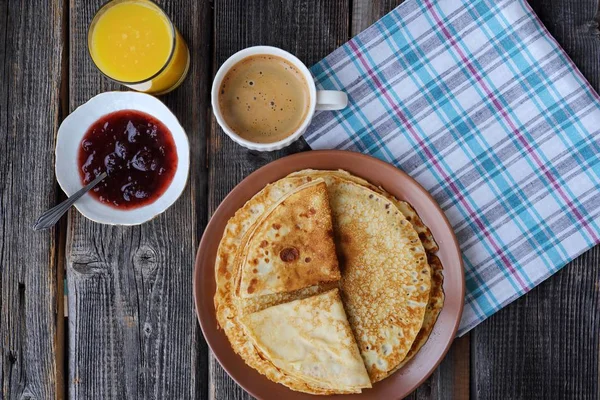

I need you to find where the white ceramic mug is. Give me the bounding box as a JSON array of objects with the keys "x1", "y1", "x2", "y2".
[{"x1": 211, "y1": 46, "x2": 348, "y2": 151}]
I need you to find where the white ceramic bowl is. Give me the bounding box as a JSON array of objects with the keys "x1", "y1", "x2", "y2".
[{"x1": 55, "y1": 91, "x2": 190, "y2": 225}]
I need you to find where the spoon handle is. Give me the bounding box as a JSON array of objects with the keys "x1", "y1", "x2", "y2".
[{"x1": 33, "y1": 172, "x2": 108, "y2": 231}]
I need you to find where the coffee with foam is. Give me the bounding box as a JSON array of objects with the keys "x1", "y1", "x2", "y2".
[{"x1": 218, "y1": 55, "x2": 310, "y2": 144}]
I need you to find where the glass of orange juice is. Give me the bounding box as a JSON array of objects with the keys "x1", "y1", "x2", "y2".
[{"x1": 88, "y1": 0, "x2": 190, "y2": 95}]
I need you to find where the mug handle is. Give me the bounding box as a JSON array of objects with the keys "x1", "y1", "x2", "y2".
[{"x1": 316, "y1": 90, "x2": 348, "y2": 111}]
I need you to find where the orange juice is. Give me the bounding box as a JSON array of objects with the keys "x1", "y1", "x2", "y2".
[{"x1": 88, "y1": 0, "x2": 189, "y2": 95}]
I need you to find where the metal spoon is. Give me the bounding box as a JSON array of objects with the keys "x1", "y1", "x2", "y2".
[{"x1": 33, "y1": 172, "x2": 108, "y2": 231}]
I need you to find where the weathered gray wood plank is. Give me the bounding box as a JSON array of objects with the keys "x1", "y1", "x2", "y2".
[
  {"x1": 209, "y1": 1, "x2": 350, "y2": 398},
  {"x1": 0, "y1": 0, "x2": 65, "y2": 399},
  {"x1": 66, "y1": 0, "x2": 211, "y2": 398},
  {"x1": 472, "y1": 248, "x2": 600, "y2": 400},
  {"x1": 433, "y1": 335, "x2": 470, "y2": 400}
]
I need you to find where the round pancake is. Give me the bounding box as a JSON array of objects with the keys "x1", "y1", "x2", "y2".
[
  {"x1": 215, "y1": 170, "x2": 441, "y2": 391},
  {"x1": 321, "y1": 176, "x2": 431, "y2": 382},
  {"x1": 288, "y1": 169, "x2": 445, "y2": 374}
]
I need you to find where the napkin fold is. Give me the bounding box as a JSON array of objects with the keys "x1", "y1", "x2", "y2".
[{"x1": 305, "y1": 0, "x2": 600, "y2": 335}]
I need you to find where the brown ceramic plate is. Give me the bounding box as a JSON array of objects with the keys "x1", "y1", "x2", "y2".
[{"x1": 194, "y1": 150, "x2": 464, "y2": 399}]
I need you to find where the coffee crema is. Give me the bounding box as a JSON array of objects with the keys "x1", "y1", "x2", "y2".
[{"x1": 218, "y1": 55, "x2": 310, "y2": 143}]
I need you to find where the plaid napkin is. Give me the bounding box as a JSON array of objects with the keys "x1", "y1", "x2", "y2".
[{"x1": 305, "y1": 0, "x2": 600, "y2": 335}]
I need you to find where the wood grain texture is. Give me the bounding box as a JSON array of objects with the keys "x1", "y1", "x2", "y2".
[
  {"x1": 209, "y1": 1, "x2": 350, "y2": 398},
  {"x1": 0, "y1": 0, "x2": 65, "y2": 399},
  {"x1": 351, "y1": 2, "x2": 470, "y2": 399},
  {"x1": 472, "y1": 248, "x2": 600, "y2": 400},
  {"x1": 66, "y1": 0, "x2": 211, "y2": 398},
  {"x1": 400, "y1": 336, "x2": 470, "y2": 400},
  {"x1": 0, "y1": 1, "x2": 597, "y2": 400}
]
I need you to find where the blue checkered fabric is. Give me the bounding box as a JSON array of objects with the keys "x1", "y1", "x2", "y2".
[{"x1": 305, "y1": 0, "x2": 600, "y2": 335}]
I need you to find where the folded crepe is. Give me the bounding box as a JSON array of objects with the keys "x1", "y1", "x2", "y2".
[
  {"x1": 215, "y1": 176, "x2": 346, "y2": 395},
  {"x1": 235, "y1": 179, "x2": 340, "y2": 299},
  {"x1": 241, "y1": 289, "x2": 372, "y2": 393}
]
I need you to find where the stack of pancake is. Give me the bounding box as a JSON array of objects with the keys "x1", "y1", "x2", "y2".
[{"x1": 214, "y1": 170, "x2": 445, "y2": 394}]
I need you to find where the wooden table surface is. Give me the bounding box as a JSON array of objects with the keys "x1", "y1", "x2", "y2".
[{"x1": 1, "y1": 0, "x2": 599, "y2": 399}]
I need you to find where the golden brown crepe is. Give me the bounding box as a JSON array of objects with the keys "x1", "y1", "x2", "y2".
[
  {"x1": 237, "y1": 281, "x2": 339, "y2": 316},
  {"x1": 320, "y1": 176, "x2": 431, "y2": 382},
  {"x1": 214, "y1": 169, "x2": 444, "y2": 392},
  {"x1": 288, "y1": 169, "x2": 445, "y2": 376},
  {"x1": 288, "y1": 169, "x2": 439, "y2": 253},
  {"x1": 395, "y1": 254, "x2": 445, "y2": 370},
  {"x1": 235, "y1": 179, "x2": 340, "y2": 299},
  {"x1": 215, "y1": 175, "x2": 343, "y2": 394},
  {"x1": 241, "y1": 289, "x2": 372, "y2": 393}
]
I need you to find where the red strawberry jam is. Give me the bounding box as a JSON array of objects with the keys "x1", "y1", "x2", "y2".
[{"x1": 78, "y1": 110, "x2": 178, "y2": 209}]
